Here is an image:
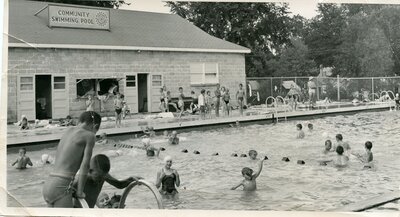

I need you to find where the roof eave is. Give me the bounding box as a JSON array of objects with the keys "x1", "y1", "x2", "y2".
[{"x1": 8, "y1": 43, "x2": 251, "y2": 54}]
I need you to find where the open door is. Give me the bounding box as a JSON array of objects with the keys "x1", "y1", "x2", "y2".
[
  {"x1": 17, "y1": 76, "x2": 36, "y2": 121},
  {"x1": 138, "y1": 74, "x2": 149, "y2": 113},
  {"x1": 150, "y1": 74, "x2": 163, "y2": 112},
  {"x1": 125, "y1": 75, "x2": 138, "y2": 114},
  {"x1": 52, "y1": 75, "x2": 69, "y2": 119}
]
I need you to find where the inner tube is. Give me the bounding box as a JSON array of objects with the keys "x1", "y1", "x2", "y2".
[{"x1": 119, "y1": 179, "x2": 164, "y2": 209}]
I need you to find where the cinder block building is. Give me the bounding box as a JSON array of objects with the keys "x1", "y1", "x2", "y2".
[{"x1": 8, "y1": 0, "x2": 250, "y2": 122}]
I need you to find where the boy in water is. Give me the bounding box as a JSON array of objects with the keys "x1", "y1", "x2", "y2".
[
  {"x1": 308, "y1": 123, "x2": 313, "y2": 132},
  {"x1": 334, "y1": 134, "x2": 351, "y2": 156},
  {"x1": 296, "y1": 124, "x2": 305, "y2": 139},
  {"x1": 73, "y1": 154, "x2": 141, "y2": 208},
  {"x1": 323, "y1": 140, "x2": 333, "y2": 154},
  {"x1": 231, "y1": 159, "x2": 265, "y2": 191},
  {"x1": 168, "y1": 131, "x2": 180, "y2": 145},
  {"x1": 354, "y1": 141, "x2": 373, "y2": 168},
  {"x1": 42, "y1": 111, "x2": 101, "y2": 208},
  {"x1": 96, "y1": 133, "x2": 108, "y2": 145},
  {"x1": 334, "y1": 146, "x2": 349, "y2": 168},
  {"x1": 11, "y1": 148, "x2": 33, "y2": 169},
  {"x1": 248, "y1": 150, "x2": 258, "y2": 160},
  {"x1": 96, "y1": 193, "x2": 123, "y2": 208}
]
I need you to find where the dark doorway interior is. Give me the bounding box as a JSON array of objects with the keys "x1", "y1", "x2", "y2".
[
  {"x1": 35, "y1": 75, "x2": 52, "y2": 119},
  {"x1": 138, "y1": 74, "x2": 148, "y2": 113}
]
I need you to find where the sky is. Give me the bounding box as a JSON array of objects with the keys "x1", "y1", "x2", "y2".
[{"x1": 120, "y1": 0, "x2": 319, "y2": 19}]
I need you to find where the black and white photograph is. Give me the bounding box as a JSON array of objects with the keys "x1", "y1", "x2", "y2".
[{"x1": 2, "y1": 0, "x2": 400, "y2": 215}]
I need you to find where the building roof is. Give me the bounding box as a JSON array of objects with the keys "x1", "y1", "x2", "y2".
[{"x1": 8, "y1": 0, "x2": 250, "y2": 53}]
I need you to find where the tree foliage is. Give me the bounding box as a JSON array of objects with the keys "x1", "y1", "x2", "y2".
[
  {"x1": 31, "y1": 0, "x2": 130, "y2": 9},
  {"x1": 166, "y1": 2, "x2": 294, "y2": 77}
]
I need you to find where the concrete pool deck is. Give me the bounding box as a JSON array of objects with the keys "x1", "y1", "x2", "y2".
[{"x1": 7, "y1": 102, "x2": 395, "y2": 146}]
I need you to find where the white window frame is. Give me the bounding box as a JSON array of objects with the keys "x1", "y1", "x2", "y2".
[
  {"x1": 190, "y1": 63, "x2": 219, "y2": 85},
  {"x1": 152, "y1": 74, "x2": 163, "y2": 87}
]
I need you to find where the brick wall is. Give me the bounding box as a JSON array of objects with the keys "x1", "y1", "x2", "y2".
[{"x1": 8, "y1": 48, "x2": 246, "y2": 122}]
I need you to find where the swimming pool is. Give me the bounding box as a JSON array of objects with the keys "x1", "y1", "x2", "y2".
[{"x1": 7, "y1": 110, "x2": 400, "y2": 211}]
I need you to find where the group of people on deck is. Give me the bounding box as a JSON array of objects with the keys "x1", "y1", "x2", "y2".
[{"x1": 158, "y1": 83, "x2": 246, "y2": 119}]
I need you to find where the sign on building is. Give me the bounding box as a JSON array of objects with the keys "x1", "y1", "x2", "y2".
[{"x1": 48, "y1": 5, "x2": 110, "y2": 30}]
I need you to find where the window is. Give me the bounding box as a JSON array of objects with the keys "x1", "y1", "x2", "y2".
[
  {"x1": 152, "y1": 75, "x2": 162, "y2": 87},
  {"x1": 190, "y1": 63, "x2": 219, "y2": 85},
  {"x1": 76, "y1": 78, "x2": 119, "y2": 98},
  {"x1": 126, "y1": 76, "x2": 136, "y2": 87},
  {"x1": 54, "y1": 76, "x2": 66, "y2": 89},
  {"x1": 20, "y1": 77, "x2": 33, "y2": 91}
]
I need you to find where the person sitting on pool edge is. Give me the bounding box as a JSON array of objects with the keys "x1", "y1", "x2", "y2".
[
  {"x1": 168, "y1": 131, "x2": 179, "y2": 145},
  {"x1": 231, "y1": 158, "x2": 265, "y2": 191},
  {"x1": 296, "y1": 124, "x2": 305, "y2": 139},
  {"x1": 73, "y1": 154, "x2": 142, "y2": 208},
  {"x1": 11, "y1": 148, "x2": 33, "y2": 169},
  {"x1": 156, "y1": 156, "x2": 180, "y2": 196}
]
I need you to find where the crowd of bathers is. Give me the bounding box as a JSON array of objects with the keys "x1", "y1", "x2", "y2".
[{"x1": 10, "y1": 108, "x2": 375, "y2": 209}]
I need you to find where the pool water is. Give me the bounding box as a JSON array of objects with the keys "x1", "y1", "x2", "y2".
[{"x1": 7, "y1": 110, "x2": 400, "y2": 211}]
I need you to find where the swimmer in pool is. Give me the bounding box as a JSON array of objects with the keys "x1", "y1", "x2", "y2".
[
  {"x1": 168, "y1": 131, "x2": 179, "y2": 145},
  {"x1": 248, "y1": 150, "x2": 258, "y2": 160},
  {"x1": 131, "y1": 138, "x2": 160, "y2": 157},
  {"x1": 323, "y1": 140, "x2": 332, "y2": 154},
  {"x1": 333, "y1": 146, "x2": 349, "y2": 168},
  {"x1": 142, "y1": 126, "x2": 156, "y2": 138},
  {"x1": 73, "y1": 154, "x2": 141, "y2": 208},
  {"x1": 97, "y1": 193, "x2": 123, "y2": 208},
  {"x1": 308, "y1": 123, "x2": 313, "y2": 132},
  {"x1": 296, "y1": 124, "x2": 305, "y2": 139},
  {"x1": 334, "y1": 134, "x2": 351, "y2": 156},
  {"x1": 231, "y1": 159, "x2": 265, "y2": 191},
  {"x1": 41, "y1": 154, "x2": 53, "y2": 165},
  {"x1": 353, "y1": 141, "x2": 374, "y2": 168},
  {"x1": 96, "y1": 133, "x2": 108, "y2": 145},
  {"x1": 42, "y1": 111, "x2": 101, "y2": 208},
  {"x1": 11, "y1": 148, "x2": 33, "y2": 169},
  {"x1": 156, "y1": 156, "x2": 180, "y2": 196}
]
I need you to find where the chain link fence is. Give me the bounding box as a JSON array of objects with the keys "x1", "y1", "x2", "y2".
[{"x1": 246, "y1": 76, "x2": 400, "y2": 105}]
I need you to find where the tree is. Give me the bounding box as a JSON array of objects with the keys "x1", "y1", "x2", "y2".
[
  {"x1": 269, "y1": 37, "x2": 318, "y2": 77},
  {"x1": 166, "y1": 2, "x2": 294, "y2": 77},
  {"x1": 31, "y1": 0, "x2": 130, "y2": 8},
  {"x1": 304, "y1": 4, "x2": 347, "y2": 67}
]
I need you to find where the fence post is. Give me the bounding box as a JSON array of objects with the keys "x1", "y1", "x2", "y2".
[
  {"x1": 337, "y1": 75, "x2": 340, "y2": 101},
  {"x1": 316, "y1": 77, "x2": 320, "y2": 101},
  {"x1": 270, "y1": 78, "x2": 273, "y2": 97},
  {"x1": 372, "y1": 77, "x2": 374, "y2": 101}
]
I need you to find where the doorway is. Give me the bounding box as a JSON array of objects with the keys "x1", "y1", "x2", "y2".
[
  {"x1": 35, "y1": 75, "x2": 52, "y2": 119},
  {"x1": 138, "y1": 74, "x2": 148, "y2": 112}
]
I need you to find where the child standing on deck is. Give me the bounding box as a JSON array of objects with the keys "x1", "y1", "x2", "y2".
[
  {"x1": 231, "y1": 159, "x2": 265, "y2": 191},
  {"x1": 223, "y1": 88, "x2": 231, "y2": 116},
  {"x1": 236, "y1": 83, "x2": 245, "y2": 116},
  {"x1": 198, "y1": 89, "x2": 206, "y2": 120},
  {"x1": 114, "y1": 93, "x2": 123, "y2": 128},
  {"x1": 86, "y1": 94, "x2": 94, "y2": 112},
  {"x1": 42, "y1": 111, "x2": 102, "y2": 207},
  {"x1": 205, "y1": 90, "x2": 213, "y2": 119},
  {"x1": 177, "y1": 87, "x2": 185, "y2": 117},
  {"x1": 11, "y1": 148, "x2": 33, "y2": 169}
]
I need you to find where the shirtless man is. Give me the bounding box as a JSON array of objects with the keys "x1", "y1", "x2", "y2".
[
  {"x1": 236, "y1": 83, "x2": 245, "y2": 115},
  {"x1": 11, "y1": 148, "x2": 33, "y2": 169},
  {"x1": 42, "y1": 111, "x2": 101, "y2": 207}
]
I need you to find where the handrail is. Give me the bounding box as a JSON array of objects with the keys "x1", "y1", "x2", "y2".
[
  {"x1": 119, "y1": 179, "x2": 164, "y2": 209},
  {"x1": 76, "y1": 198, "x2": 90, "y2": 208}
]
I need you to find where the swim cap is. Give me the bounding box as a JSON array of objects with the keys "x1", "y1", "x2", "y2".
[
  {"x1": 142, "y1": 138, "x2": 151, "y2": 145},
  {"x1": 164, "y1": 156, "x2": 172, "y2": 163},
  {"x1": 41, "y1": 154, "x2": 49, "y2": 163}
]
